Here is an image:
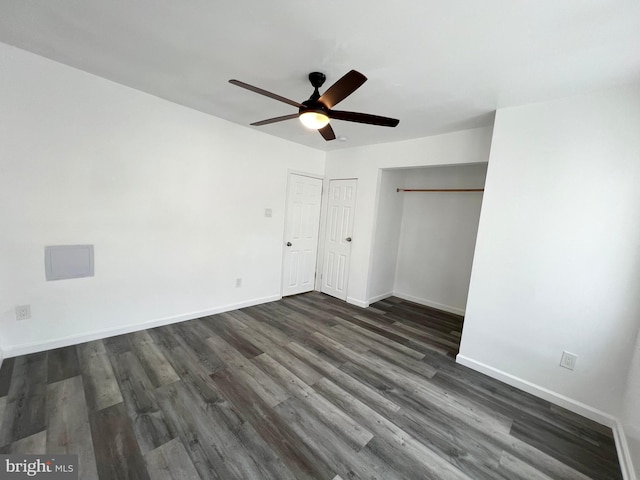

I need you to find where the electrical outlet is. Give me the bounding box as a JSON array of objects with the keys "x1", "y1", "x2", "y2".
[
  {"x1": 235, "y1": 278, "x2": 242, "y2": 288},
  {"x1": 264, "y1": 208, "x2": 273, "y2": 218},
  {"x1": 560, "y1": 351, "x2": 577, "y2": 370},
  {"x1": 15, "y1": 305, "x2": 31, "y2": 321}
]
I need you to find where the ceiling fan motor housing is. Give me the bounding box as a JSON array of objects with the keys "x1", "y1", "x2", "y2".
[{"x1": 299, "y1": 99, "x2": 328, "y2": 116}]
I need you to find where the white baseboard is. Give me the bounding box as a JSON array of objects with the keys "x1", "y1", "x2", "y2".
[
  {"x1": 455, "y1": 354, "x2": 615, "y2": 425},
  {"x1": 614, "y1": 420, "x2": 638, "y2": 480},
  {"x1": 456, "y1": 354, "x2": 637, "y2": 480},
  {"x1": 346, "y1": 296, "x2": 369, "y2": 308},
  {"x1": 392, "y1": 292, "x2": 465, "y2": 316},
  {"x1": 367, "y1": 292, "x2": 394, "y2": 305},
  {"x1": 3, "y1": 294, "x2": 282, "y2": 358}
]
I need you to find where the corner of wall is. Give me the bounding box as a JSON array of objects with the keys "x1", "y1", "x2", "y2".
[
  {"x1": 346, "y1": 297, "x2": 369, "y2": 308},
  {"x1": 367, "y1": 292, "x2": 394, "y2": 305},
  {"x1": 392, "y1": 292, "x2": 465, "y2": 316}
]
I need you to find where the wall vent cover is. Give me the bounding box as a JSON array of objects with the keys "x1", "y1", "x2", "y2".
[{"x1": 45, "y1": 245, "x2": 94, "y2": 281}]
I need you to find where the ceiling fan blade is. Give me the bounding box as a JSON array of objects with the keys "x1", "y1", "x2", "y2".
[
  {"x1": 318, "y1": 123, "x2": 336, "y2": 141},
  {"x1": 251, "y1": 114, "x2": 299, "y2": 126},
  {"x1": 229, "y1": 79, "x2": 304, "y2": 108},
  {"x1": 318, "y1": 70, "x2": 367, "y2": 109},
  {"x1": 329, "y1": 110, "x2": 399, "y2": 127}
]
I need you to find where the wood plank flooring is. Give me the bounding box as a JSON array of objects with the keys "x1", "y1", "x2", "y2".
[{"x1": 0, "y1": 292, "x2": 623, "y2": 479}]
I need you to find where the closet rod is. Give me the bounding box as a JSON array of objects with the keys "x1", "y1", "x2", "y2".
[{"x1": 396, "y1": 188, "x2": 484, "y2": 192}]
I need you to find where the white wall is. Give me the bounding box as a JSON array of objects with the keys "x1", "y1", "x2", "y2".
[
  {"x1": 394, "y1": 164, "x2": 487, "y2": 314},
  {"x1": 459, "y1": 85, "x2": 640, "y2": 426},
  {"x1": 367, "y1": 169, "x2": 405, "y2": 302},
  {"x1": 0, "y1": 43, "x2": 324, "y2": 356},
  {"x1": 324, "y1": 127, "x2": 493, "y2": 306}
]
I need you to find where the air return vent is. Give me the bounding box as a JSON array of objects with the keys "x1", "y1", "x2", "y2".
[{"x1": 45, "y1": 245, "x2": 94, "y2": 281}]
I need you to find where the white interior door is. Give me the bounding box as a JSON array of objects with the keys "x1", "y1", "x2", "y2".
[
  {"x1": 321, "y1": 179, "x2": 357, "y2": 301},
  {"x1": 282, "y1": 173, "x2": 323, "y2": 297}
]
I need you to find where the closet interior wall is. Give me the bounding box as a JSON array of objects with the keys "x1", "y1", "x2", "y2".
[{"x1": 369, "y1": 164, "x2": 487, "y2": 314}]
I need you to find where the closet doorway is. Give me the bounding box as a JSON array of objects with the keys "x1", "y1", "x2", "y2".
[{"x1": 369, "y1": 164, "x2": 488, "y2": 344}]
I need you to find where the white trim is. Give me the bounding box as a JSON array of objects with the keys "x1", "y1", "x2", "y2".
[
  {"x1": 358, "y1": 291, "x2": 466, "y2": 314},
  {"x1": 613, "y1": 420, "x2": 638, "y2": 480},
  {"x1": 367, "y1": 292, "x2": 394, "y2": 304},
  {"x1": 393, "y1": 291, "x2": 465, "y2": 316},
  {"x1": 455, "y1": 355, "x2": 615, "y2": 424},
  {"x1": 286, "y1": 169, "x2": 324, "y2": 180},
  {"x1": 315, "y1": 175, "x2": 330, "y2": 292},
  {"x1": 346, "y1": 296, "x2": 369, "y2": 308},
  {"x1": 3, "y1": 294, "x2": 281, "y2": 358},
  {"x1": 456, "y1": 354, "x2": 637, "y2": 480}
]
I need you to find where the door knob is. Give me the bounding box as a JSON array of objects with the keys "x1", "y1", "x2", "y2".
[
  {"x1": 345, "y1": 237, "x2": 352, "y2": 242},
  {"x1": 286, "y1": 242, "x2": 292, "y2": 247}
]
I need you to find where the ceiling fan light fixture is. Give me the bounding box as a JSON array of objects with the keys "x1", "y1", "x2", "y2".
[
  {"x1": 299, "y1": 111, "x2": 330, "y2": 130},
  {"x1": 230, "y1": 70, "x2": 399, "y2": 141}
]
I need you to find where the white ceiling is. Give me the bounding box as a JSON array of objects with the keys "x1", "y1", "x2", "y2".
[{"x1": 1, "y1": 0, "x2": 639, "y2": 151}]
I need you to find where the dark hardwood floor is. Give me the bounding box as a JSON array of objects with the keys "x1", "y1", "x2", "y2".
[{"x1": 0, "y1": 292, "x2": 622, "y2": 479}]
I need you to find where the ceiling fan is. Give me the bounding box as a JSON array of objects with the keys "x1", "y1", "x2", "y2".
[{"x1": 229, "y1": 70, "x2": 399, "y2": 141}]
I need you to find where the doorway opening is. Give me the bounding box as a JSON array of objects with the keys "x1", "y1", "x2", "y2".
[{"x1": 368, "y1": 163, "x2": 488, "y2": 353}]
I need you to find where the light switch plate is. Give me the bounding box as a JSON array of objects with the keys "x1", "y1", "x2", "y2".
[{"x1": 16, "y1": 305, "x2": 31, "y2": 321}]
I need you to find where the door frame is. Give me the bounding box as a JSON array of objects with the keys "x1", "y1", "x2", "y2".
[
  {"x1": 281, "y1": 170, "x2": 325, "y2": 297},
  {"x1": 315, "y1": 177, "x2": 358, "y2": 295}
]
